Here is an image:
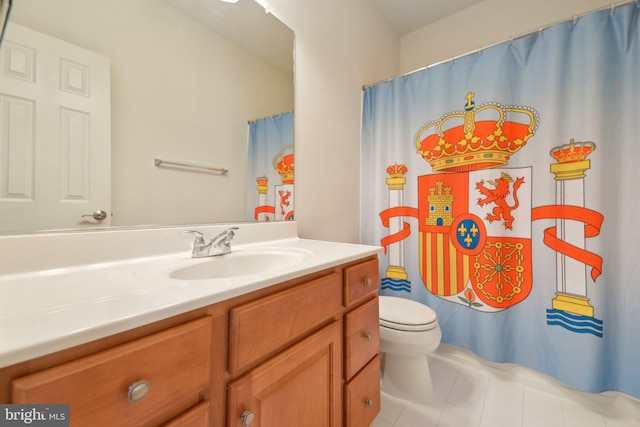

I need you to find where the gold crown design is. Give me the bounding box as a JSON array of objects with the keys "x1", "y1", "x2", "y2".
[
  {"x1": 386, "y1": 163, "x2": 408, "y2": 178},
  {"x1": 273, "y1": 145, "x2": 294, "y2": 184},
  {"x1": 550, "y1": 139, "x2": 595, "y2": 163},
  {"x1": 256, "y1": 175, "x2": 269, "y2": 195},
  {"x1": 415, "y1": 92, "x2": 539, "y2": 173}
]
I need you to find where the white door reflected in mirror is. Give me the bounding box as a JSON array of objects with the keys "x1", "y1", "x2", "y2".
[{"x1": 0, "y1": 23, "x2": 111, "y2": 232}]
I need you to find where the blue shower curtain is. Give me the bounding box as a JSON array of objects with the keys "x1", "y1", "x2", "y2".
[
  {"x1": 361, "y1": 3, "x2": 640, "y2": 399},
  {"x1": 246, "y1": 111, "x2": 294, "y2": 222}
]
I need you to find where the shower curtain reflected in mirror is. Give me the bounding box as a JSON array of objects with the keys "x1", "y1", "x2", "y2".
[
  {"x1": 361, "y1": 3, "x2": 640, "y2": 400},
  {"x1": 246, "y1": 111, "x2": 294, "y2": 222}
]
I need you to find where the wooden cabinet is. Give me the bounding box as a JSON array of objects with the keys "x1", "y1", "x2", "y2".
[
  {"x1": 228, "y1": 273, "x2": 342, "y2": 375},
  {"x1": 345, "y1": 356, "x2": 381, "y2": 427},
  {"x1": 344, "y1": 298, "x2": 379, "y2": 380},
  {"x1": 344, "y1": 258, "x2": 378, "y2": 307},
  {"x1": 11, "y1": 317, "x2": 212, "y2": 427},
  {"x1": 1, "y1": 255, "x2": 380, "y2": 427},
  {"x1": 164, "y1": 401, "x2": 210, "y2": 427},
  {"x1": 227, "y1": 322, "x2": 342, "y2": 427},
  {"x1": 343, "y1": 260, "x2": 380, "y2": 427}
]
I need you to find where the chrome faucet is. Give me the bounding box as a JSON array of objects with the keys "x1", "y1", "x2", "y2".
[{"x1": 181, "y1": 227, "x2": 239, "y2": 258}]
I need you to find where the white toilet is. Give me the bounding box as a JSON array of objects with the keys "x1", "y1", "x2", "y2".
[{"x1": 379, "y1": 296, "x2": 442, "y2": 405}]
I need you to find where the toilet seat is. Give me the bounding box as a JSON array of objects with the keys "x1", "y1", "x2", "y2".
[{"x1": 379, "y1": 296, "x2": 438, "y2": 332}]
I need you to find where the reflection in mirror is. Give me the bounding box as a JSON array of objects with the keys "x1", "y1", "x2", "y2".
[
  {"x1": 0, "y1": 0, "x2": 294, "y2": 234},
  {"x1": 247, "y1": 111, "x2": 294, "y2": 222},
  {"x1": 0, "y1": 0, "x2": 11, "y2": 44}
]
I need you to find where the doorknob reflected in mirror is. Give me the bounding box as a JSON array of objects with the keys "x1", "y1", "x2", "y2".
[{"x1": 82, "y1": 210, "x2": 108, "y2": 221}]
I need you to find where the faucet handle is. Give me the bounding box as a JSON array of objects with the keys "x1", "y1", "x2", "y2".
[
  {"x1": 224, "y1": 227, "x2": 239, "y2": 240},
  {"x1": 225, "y1": 227, "x2": 239, "y2": 236},
  {"x1": 220, "y1": 227, "x2": 239, "y2": 244},
  {"x1": 181, "y1": 230, "x2": 205, "y2": 242}
]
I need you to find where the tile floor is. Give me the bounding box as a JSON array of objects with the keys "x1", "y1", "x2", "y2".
[{"x1": 372, "y1": 344, "x2": 640, "y2": 427}]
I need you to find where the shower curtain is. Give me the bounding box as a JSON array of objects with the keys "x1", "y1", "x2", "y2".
[
  {"x1": 246, "y1": 111, "x2": 294, "y2": 222},
  {"x1": 361, "y1": 3, "x2": 640, "y2": 399}
]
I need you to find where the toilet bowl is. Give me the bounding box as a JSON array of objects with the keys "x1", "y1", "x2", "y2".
[{"x1": 379, "y1": 296, "x2": 441, "y2": 404}]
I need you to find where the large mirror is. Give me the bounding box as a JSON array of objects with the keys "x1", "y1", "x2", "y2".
[{"x1": 0, "y1": 0, "x2": 294, "y2": 234}]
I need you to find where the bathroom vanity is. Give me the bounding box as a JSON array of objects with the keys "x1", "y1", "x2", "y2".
[{"x1": 0, "y1": 223, "x2": 381, "y2": 426}]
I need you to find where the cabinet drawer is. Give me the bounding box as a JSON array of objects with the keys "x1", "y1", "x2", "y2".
[
  {"x1": 344, "y1": 355, "x2": 380, "y2": 427},
  {"x1": 344, "y1": 258, "x2": 378, "y2": 307},
  {"x1": 164, "y1": 401, "x2": 209, "y2": 427},
  {"x1": 229, "y1": 273, "x2": 342, "y2": 374},
  {"x1": 344, "y1": 297, "x2": 379, "y2": 380},
  {"x1": 12, "y1": 317, "x2": 212, "y2": 427}
]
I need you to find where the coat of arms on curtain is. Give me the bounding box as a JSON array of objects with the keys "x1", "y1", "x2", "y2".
[
  {"x1": 254, "y1": 145, "x2": 294, "y2": 221},
  {"x1": 380, "y1": 92, "x2": 604, "y2": 336},
  {"x1": 247, "y1": 111, "x2": 294, "y2": 222}
]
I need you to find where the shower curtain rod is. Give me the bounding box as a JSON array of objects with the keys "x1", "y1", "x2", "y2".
[
  {"x1": 363, "y1": 0, "x2": 637, "y2": 90},
  {"x1": 247, "y1": 110, "x2": 293, "y2": 124}
]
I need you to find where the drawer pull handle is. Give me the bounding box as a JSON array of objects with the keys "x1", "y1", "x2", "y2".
[
  {"x1": 127, "y1": 380, "x2": 150, "y2": 403},
  {"x1": 241, "y1": 409, "x2": 255, "y2": 426},
  {"x1": 363, "y1": 277, "x2": 372, "y2": 286},
  {"x1": 363, "y1": 331, "x2": 373, "y2": 341},
  {"x1": 365, "y1": 398, "x2": 374, "y2": 408}
]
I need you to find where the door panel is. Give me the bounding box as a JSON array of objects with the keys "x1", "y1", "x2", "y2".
[
  {"x1": 0, "y1": 22, "x2": 111, "y2": 232},
  {"x1": 228, "y1": 322, "x2": 342, "y2": 427}
]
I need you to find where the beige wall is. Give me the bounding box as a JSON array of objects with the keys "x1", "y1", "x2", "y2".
[{"x1": 267, "y1": 0, "x2": 401, "y2": 243}]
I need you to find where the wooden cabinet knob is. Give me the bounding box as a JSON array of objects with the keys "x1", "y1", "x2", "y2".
[
  {"x1": 363, "y1": 277, "x2": 372, "y2": 286},
  {"x1": 241, "y1": 409, "x2": 255, "y2": 426},
  {"x1": 363, "y1": 332, "x2": 373, "y2": 341},
  {"x1": 365, "y1": 398, "x2": 374, "y2": 408},
  {"x1": 127, "y1": 380, "x2": 150, "y2": 402}
]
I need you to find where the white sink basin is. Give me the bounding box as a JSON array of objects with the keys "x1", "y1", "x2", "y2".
[{"x1": 169, "y1": 248, "x2": 311, "y2": 280}]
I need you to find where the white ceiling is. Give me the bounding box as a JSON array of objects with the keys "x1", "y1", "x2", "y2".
[
  {"x1": 372, "y1": 0, "x2": 486, "y2": 35},
  {"x1": 162, "y1": 0, "x2": 294, "y2": 76},
  {"x1": 161, "y1": 0, "x2": 487, "y2": 76}
]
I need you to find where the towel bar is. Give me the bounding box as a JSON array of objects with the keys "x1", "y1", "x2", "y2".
[{"x1": 154, "y1": 158, "x2": 228, "y2": 175}]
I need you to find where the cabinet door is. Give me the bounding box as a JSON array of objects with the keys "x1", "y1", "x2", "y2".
[{"x1": 227, "y1": 322, "x2": 342, "y2": 427}]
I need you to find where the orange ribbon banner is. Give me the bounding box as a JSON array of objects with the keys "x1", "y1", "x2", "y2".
[
  {"x1": 531, "y1": 205, "x2": 604, "y2": 281},
  {"x1": 379, "y1": 206, "x2": 419, "y2": 253}
]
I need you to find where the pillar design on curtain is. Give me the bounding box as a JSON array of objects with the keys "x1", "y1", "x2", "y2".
[
  {"x1": 361, "y1": 3, "x2": 639, "y2": 398},
  {"x1": 246, "y1": 112, "x2": 294, "y2": 222}
]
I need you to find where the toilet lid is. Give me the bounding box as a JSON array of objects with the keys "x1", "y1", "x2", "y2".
[{"x1": 379, "y1": 296, "x2": 438, "y2": 331}]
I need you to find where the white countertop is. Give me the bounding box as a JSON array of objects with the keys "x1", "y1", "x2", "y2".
[{"x1": 0, "y1": 223, "x2": 381, "y2": 368}]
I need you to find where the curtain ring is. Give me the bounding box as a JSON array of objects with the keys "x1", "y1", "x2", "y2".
[{"x1": 610, "y1": 3, "x2": 615, "y2": 17}]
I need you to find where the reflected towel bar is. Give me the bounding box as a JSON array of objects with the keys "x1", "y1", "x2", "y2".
[{"x1": 154, "y1": 158, "x2": 228, "y2": 175}]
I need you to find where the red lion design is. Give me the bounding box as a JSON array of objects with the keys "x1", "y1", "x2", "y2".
[
  {"x1": 475, "y1": 172, "x2": 524, "y2": 230},
  {"x1": 278, "y1": 190, "x2": 291, "y2": 215}
]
